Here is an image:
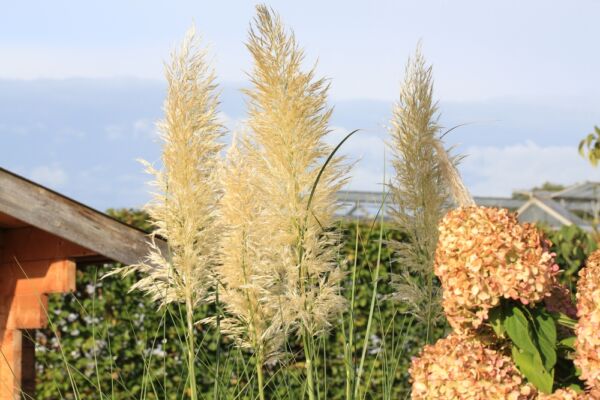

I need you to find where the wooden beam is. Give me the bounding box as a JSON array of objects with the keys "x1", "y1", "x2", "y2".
[
  {"x1": 0, "y1": 277, "x2": 20, "y2": 400},
  {"x1": 7, "y1": 294, "x2": 49, "y2": 331},
  {"x1": 0, "y1": 329, "x2": 21, "y2": 400},
  {"x1": 0, "y1": 256, "x2": 76, "y2": 399},
  {"x1": 0, "y1": 168, "x2": 166, "y2": 266},
  {"x1": 12, "y1": 260, "x2": 76, "y2": 295},
  {"x1": 20, "y1": 331, "x2": 34, "y2": 399},
  {"x1": 0, "y1": 214, "x2": 26, "y2": 230},
  {"x1": 0, "y1": 227, "x2": 93, "y2": 264},
  {"x1": 1, "y1": 259, "x2": 76, "y2": 330}
]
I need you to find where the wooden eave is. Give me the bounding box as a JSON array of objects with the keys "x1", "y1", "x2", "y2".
[{"x1": 0, "y1": 167, "x2": 165, "y2": 266}]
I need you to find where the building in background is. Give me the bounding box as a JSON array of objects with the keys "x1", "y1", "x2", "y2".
[{"x1": 336, "y1": 182, "x2": 600, "y2": 231}]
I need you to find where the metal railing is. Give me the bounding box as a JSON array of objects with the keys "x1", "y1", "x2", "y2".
[{"x1": 334, "y1": 190, "x2": 596, "y2": 222}]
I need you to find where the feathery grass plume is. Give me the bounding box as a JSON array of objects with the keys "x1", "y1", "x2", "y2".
[
  {"x1": 112, "y1": 27, "x2": 224, "y2": 399},
  {"x1": 131, "y1": 26, "x2": 223, "y2": 309},
  {"x1": 432, "y1": 139, "x2": 474, "y2": 207},
  {"x1": 246, "y1": 4, "x2": 347, "y2": 338},
  {"x1": 215, "y1": 132, "x2": 291, "y2": 397},
  {"x1": 388, "y1": 46, "x2": 454, "y2": 343},
  {"x1": 243, "y1": 5, "x2": 348, "y2": 398}
]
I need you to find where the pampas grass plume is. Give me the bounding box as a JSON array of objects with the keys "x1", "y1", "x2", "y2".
[
  {"x1": 244, "y1": 4, "x2": 348, "y2": 339},
  {"x1": 124, "y1": 27, "x2": 224, "y2": 309},
  {"x1": 388, "y1": 46, "x2": 450, "y2": 341}
]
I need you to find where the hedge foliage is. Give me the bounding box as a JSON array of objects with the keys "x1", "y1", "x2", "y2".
[{"x1": 33, "y1": 210, "x2": 596, "y2": 399}]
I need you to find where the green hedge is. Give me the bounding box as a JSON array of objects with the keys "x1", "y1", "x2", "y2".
[
  {"x1": 545, "y1": 224, "x2": 597, "y2": 290},
  {"x1": 33, "y1": 211, "x2": 596, "y2": 399}
]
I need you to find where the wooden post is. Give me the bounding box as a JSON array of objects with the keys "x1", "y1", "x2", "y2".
[
  {"x1": 21, "y1": 330, "x2": 35, "y2": 398},
  {"x1": 0, "y1": 329, "x2": 21, "y2": 400},
  {"x1": 0, "y1": 274, "x2": 19, "y2": 400},
  {"x1": 0, "y1": 228, "x2": 79, "y2": 400}
]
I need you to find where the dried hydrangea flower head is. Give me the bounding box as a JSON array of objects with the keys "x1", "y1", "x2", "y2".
[
  {"x1": 410, "y1": 333, "x2": 536, "y2": 400},
  {"x1": 575, "y1": 249, "x2": 600, "y2": 389},
  {"x1": 435, "y1": 206, "x2": 558, "y2": 333},
  {"x1": 537, "y1": 388, "x2": 594, "y2": 399}
]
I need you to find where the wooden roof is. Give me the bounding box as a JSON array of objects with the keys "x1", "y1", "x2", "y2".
[
  {"x1": 517, "y1": 194, "x2": 592, "y2": 231},
  {"x1": 551, "y1": 181, "x2": 600, "y2": 201},
  {"x1": 0, "y1": 167, "x2": 169, "y2": 399},
  {"x1": 0, "y1": 167, "x2": 165, "y2": 266}
]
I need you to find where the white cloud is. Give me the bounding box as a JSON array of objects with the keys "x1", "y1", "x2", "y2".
[
  {"x1": 105, "y1": 124, "x2": 124, "y2": 140},
  {"x1": 460, "y1": 141, "x2": 600, "y2": 196},
  {"x1": 133, "y1": 119, "x2": 156, "y2": 138},
  {"x1": 218, "y1": 112, "x2": 243, "y2": 134},
  {"x1": 325, "y1": 126, "x2": 390, "y2": 191},
  {"x1": 105, "y1": 118, "x2": 158, "y2": 141},
  {"x1": 0, "y1": 45, "x2": 165, "y2": 80},
  {"x1": 30, "y1": 164, "x2": 68, "y2": 188},
  {"x1": 323, "y1": 132, "x2": 600, "y2": 198}
]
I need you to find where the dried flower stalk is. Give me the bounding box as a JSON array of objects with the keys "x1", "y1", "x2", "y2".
[
  {"x1": 388, "y1": 47, "x2": 451, "y2": 342},
  {"x1": 217, "y1": 132, "x2": 291, "y2": 357},
  {"x1": 112, "y1": 27, "x2": 224, "y2": 399},
  {"x1": 245, "y1": 3, "x2": 347, "y2": 340},
  {"x1": 224, "y1": 5, "x2": 348, "y2": 398},
  {"x1": 124, "y1": 27, "x2": 223, "y2": 308}
]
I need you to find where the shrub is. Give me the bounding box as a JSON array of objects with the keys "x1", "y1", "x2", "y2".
[{"x1": 411, "y1": 206, "x2": 600, "y2": 398}]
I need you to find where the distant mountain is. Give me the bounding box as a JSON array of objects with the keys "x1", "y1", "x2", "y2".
[{"x1": 0, "y1": 78, "x2": 597, "y2": 209}]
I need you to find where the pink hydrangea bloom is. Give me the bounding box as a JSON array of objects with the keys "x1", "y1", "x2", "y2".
[{"x1": 435, "y1": 206, "x2": 558, "y2": 333}]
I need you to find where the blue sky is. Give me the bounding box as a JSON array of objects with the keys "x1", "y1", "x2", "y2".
[{"x1": 1, "y1": 1, "x2": 599, "y2": 210}]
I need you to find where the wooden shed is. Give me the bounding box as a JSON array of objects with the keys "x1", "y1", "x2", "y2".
[{"x1": 0, "y1": 167, "x2": 162, "y2": 399}]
